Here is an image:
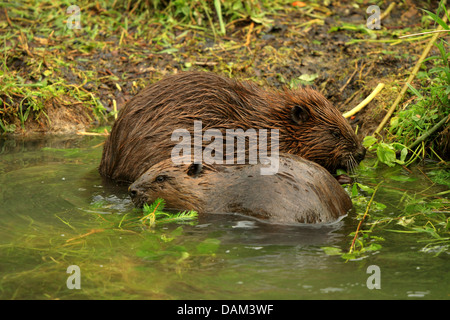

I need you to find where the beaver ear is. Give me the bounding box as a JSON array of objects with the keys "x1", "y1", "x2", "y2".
[
  {"x1": 291, "y1": 105, "x2": 310, "y2": 124},
  {"x1": 187, "y1": 163, "x2": 203, "y2": 177}
]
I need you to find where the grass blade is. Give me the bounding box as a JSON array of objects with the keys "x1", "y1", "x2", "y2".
[{"x1": 214, "y1": 0, "x2": 226, "y2": 35}]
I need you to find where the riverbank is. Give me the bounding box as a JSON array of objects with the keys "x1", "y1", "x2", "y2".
[{"x1": 0, "y1": 1, "x2": 443, "y2": 137}]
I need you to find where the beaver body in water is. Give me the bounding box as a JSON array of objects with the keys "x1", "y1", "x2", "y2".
[
  {"x1": 128, "y1": 154, "x2": 352, "y2": 224},
  {"x1": 99, "y1": 72, "x2": 365, "y2": 184}
]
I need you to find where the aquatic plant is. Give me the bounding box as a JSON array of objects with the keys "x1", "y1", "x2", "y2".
[{"x1": 140, "y1": 198, "x2": 198, "y2": 227}]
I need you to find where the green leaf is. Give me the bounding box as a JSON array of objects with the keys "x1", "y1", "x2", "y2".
[
  {"x1": 356, "y1": 182, "x2": 375, "y2": 194},
  {"x1": 376, "y1": 143, "x2": 397, "y2": 167},
  {"x1": 406, "y1": 83, "x2": 424, "y2": 99},
  {"x1": 156, "y1": 210, "x2": 198, "y2": 224},
  {"x1": 141, "y1": 198, "x2": 198, "y2": 226},
  {"x1": 429, "y1": 66, "x2": 449, "y2": 75},
  {"x1": 371, "y1": 201, "x2": 386, "y2": 211},
  {"x1": 400, "y1": 147, "x2": 408, "y2": 163},
  {"x1": 397, "y1": 216, "x2": 416, "y2": 227},
  {"x1": 390, "y1": 175, "x2": 418, "y2": 182},
  {"x1": 366, "y1": 243, "x2": 382, "y2": 251},
  {"x1": 158, "y1": 47, "x2": 179, "y2": 54},
  {"x1": 435, "y1": 40, "x2": 449, "y2": 68},
  {"x1": 341, "y1": 252, "x2": 359, "y2": 260},
  {"x1": 390, "y1": 116, "x2": 399, "y2": 128},
  {"x1": 363, "y1": 135, "x2": 378, "y2": 149},
  {"x1": 422, "y1": 9, "x2": 449, "y2": 30},
  {"x1": 43, "y1": 69, "x2": 53, "y2": 77},
  {"x1": 214, "y1": 0, "x2": 226, "y2": 35},
  {"x1": 321, "y1": 246, "x2": 343, "y2": 256},
  {"x1": 351, "y1": 183, "x2": 359, "y2": 197},
  {"x1": 298, "y1": 73, "x2": 319, "y2": 82},
  {"x1": 292, "y1": 73, "x2": 319, "y2": 87},
  {"x1": 143, "y1": 198, "x2": 166, "y2": 214},
  {"x1": 196, "y1": 238, "x2": 221, "y2": 254}
]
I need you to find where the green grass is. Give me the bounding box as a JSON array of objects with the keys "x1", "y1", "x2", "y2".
[
  {"x1": 0, "y1": 0, "x2": 290, "y2": 132},
  {"x1": 0, "y1": 0, "x2": 446, "y2": 136},
  {"x1": 388, "y1": 20, "x2": 450, "y2": 162}
]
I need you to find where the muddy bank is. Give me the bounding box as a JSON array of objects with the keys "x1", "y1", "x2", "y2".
[{"x1": 0, "y1": 1, "x2": 441, "y2": 138}]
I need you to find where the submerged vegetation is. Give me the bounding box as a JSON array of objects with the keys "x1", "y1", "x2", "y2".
[
  {"x1": 324, "y1": 165, "x2": 449, "y2": 260},
  {"x1": 90, "y1": 197, "x2": 198, "y2": 230},
  {"x1": 331, "y1": 2, "x2": 449, "y2": 260},
  {"x1": 140, "y1": 198, "x2": 198, "y2": 227}
]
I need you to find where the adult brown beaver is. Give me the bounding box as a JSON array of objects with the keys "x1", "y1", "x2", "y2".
[
  {"x1": 99, "y1": 71, "x2": 365, "y2": 184},
  {"x1": 128, "y1": 154, "x2": 352, "y2": 224}
]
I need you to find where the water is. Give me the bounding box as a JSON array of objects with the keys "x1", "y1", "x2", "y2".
[{"x1": 0, "y1": 136, "x2": 448, "y2": 300}]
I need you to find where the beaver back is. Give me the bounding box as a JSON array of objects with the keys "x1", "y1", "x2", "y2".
[
  {"x1": 129, "y1": 154, "x2": 352, "y2": 224},
  {"x1": 100, "y1": 72, "x2": 365, "y2": 183}
]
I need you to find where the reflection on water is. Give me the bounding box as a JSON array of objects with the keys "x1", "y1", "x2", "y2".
[{"x1": 0, "y1": 135, "x2": 448, "y2": 299}]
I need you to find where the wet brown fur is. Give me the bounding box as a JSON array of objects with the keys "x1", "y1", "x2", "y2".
[
  {"x1": 128, "y1": 154, "x2": 353, "y2": 224},
  {"x1": 99, "y1": 72, "x2": 365, "y2": 183}
]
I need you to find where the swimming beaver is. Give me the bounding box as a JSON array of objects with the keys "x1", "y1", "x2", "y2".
[
  {"x1": 128, "y1": 154, "x2": 353, "y2": 224},
  {"x1": 99, "y1": 72, "x2": 365, "y2": 183}
]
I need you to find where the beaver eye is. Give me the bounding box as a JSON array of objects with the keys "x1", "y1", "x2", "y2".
[{"x1": 155, "y1": 175, "x2": 166, "y2": 183}]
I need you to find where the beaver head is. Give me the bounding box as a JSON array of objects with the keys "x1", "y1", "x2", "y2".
[
  {"x1": 268, "y1": 87, "x2": 366, "y2": 173},
  {"x1": 128, "y1": 160, "x2": 211, "y2": 212}
]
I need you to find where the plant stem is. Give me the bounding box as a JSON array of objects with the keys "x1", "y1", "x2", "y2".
[
  {"x1": 139, "y1": 201, "x2": 161, "y2": 223},
  {"x1": 349, "y1": 181, "x2": 383, "y2": 254},
  {"x1": 214, "y1": 0, "x2": 226, "y2": 35},
  {"x1": 66, "y1": 229, "x2": 105, "y2": 243},
  {"x1": 399, "y1": 29, "x2": 450, "y2": 38},
  {"x1": 343, "y1": 83, "x2": 385, "y2": 118},
  {"x1": 407, "y1": 114, "x2": 450, "y2": 150}
]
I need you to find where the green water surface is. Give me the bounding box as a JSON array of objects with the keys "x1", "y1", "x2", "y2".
[{"x1": 0, "y1": 136, "x2": 448, "y2": 300}]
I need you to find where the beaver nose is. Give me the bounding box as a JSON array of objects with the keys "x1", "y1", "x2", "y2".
[
  {"x1": 128, "y1": 185, "x2": 141, "y2": 199},
  {"x1": 354, "y1": 147, "x2": 366, "y2": 163}
]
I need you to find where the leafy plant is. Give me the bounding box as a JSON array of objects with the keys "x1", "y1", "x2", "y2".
[
  {"x1": 363, "y1": 1, "x2": 449, "y2": 165},
  {"x1": 362, "y1": 135, "x2": 408, "y2": 167},
  {"x1": 140, "y1": 198, "x2": 198, "y2": 227},
  {"x1": 389, "y1": 1, "x2": 449, "y2": 162},
  {"x1": 323, "y1": 177, "x2": 450, "y2": 260}
]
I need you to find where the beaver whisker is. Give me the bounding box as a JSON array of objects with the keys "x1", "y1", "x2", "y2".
[
  {"x1": 345, "y1": 155, "x2": 354, "y2": 173},
  {"x1": 347, "y1": 154, "x2": 358, "y2": 173},
  {"x1": 348, "y1": 158, "x2": 354, "y2": 173},
  {"x1": 345, "y1": 159, "x2": 351, "y2": 173},
  {"x1": 350, "y1": 157, "x2": 356, "y2": 173}
]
